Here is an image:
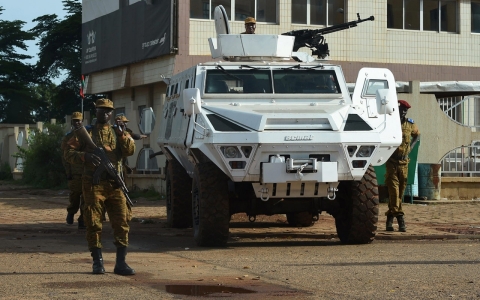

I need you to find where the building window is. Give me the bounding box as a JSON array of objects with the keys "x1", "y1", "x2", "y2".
[
  {"x1": 190, "y1": 0, "x2": 277, "y2": 23},
  {"x1": 114, "y1": 107, "x2": 125, "y2": 118},
  {"x1": 291, "y1": 0, "x2": 345, "y2": 26},
  {"x1": 387, "y1": 0, "x2": 457, "y2": 32},
  {"x1": 472, "y1": 1, "x2": 480, "y2": 33}
]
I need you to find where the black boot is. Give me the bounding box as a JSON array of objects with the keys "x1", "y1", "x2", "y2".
[
  {"x1": 114, "y1": 247, "x2": 135, "y2": 276},
  {"x1": 78, "y1": 216, "x2": 86, "y2": 229},
  {"x1": 66, "y1": 213, "x2": 74, "y2": 225},
  {"x1": 397, "y1": 215, "x2": 406, "y2": 232},
  {"x1": 386, "y1": 215, "x2": 394, "y2": 231},
  {"x1": 91, "y1": 248, "x2": 105, "y2": 274}
]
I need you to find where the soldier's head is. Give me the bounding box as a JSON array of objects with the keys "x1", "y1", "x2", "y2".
[
  {"x1": 115, "y1": 115, "x2": 129, "y2": 123},
  {"x1": 71, "y1": 111, "x2": 83, "y2": 129},
  {"x1": 244, "y1": 17, "x2": 256, "y2": 34},
  {"x1": 95, "y1": 98, "x2": 114, "y2": 124},
  {"x1": 398, "y1": 100, "x2": 411, "y2": 120}
]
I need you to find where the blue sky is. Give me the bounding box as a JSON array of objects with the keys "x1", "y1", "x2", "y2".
[{"x1": 1, "y1": 0, "x2": 68, "y2": 64}]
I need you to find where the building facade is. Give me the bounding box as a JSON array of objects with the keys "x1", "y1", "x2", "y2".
[{"x1": 82, "y1": 0, "x2": 480, "y2": 192}]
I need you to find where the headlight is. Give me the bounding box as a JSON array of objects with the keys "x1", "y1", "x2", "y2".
[
  {"x1": 224, "y1": 146, "x2": 239, "y2": 158},
  {"x1": 347, "y1": 146, "x2": 357, "y2": 157},
  {"x1": 356, "y1": 146, "x2": 375, "y2": 157}
]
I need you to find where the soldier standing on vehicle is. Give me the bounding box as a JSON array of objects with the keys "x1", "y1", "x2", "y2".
[
  {"x1": 61, "y1": 112, "x2": 86, "y2": 229},
  {"x1": 385, "y1": 100, "x2": 420, "y2": 232},
  {"x1": 65, "y1": 99, "x2": 136, "y2": 275},
  {"x1": 242, "y1": 17, "x2": 256, "y2": 34}
]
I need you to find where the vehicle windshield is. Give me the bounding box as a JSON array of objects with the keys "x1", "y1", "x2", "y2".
[{"x1": 205, "y1": 69, "x2": 340, "y2": 94}]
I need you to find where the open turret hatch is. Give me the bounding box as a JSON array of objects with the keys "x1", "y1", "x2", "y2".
[{"x1": 208, "y1": 5, "x2": 294, "y2": 61}]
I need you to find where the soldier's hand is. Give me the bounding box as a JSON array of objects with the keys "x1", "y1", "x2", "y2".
[{"x1": 84, "y1": 153, "x2": 101, "y2": 167}]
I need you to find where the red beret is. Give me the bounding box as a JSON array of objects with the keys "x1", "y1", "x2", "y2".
[{"x1": 398, "y1": 100, "x2": 411, "y2": 108}]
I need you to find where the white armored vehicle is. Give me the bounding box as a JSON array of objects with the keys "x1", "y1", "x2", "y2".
[{"x1": 157, "y1": 6, "x2": 402, "y2": 246}]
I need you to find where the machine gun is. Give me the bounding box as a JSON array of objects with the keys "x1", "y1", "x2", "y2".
[
  {"x1": 282, "y1": 14, "x2": 374, "y2": 59},
  {"x1": 75, "y1": 125, "x2": 134, "y2": 208}
]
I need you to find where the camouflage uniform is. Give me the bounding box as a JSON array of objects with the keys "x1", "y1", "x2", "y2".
[
  {"x1": 385, "y1": 118, "x2": 420, "y2": 217},
  {"x1": 61, "y1": 131, "x2": 84, "y2": 222},
  {"x1": 65, "y1": 124, "x2": 135, "y2": 250}
]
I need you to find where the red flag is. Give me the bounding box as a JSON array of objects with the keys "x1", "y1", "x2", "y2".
[{"x1": 80, "y1": 75, "x2": 85, "y2": 98}]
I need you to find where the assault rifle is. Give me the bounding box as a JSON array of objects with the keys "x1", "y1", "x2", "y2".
[
  {"x1": 75, "y1": 126, "x2": 134, "y2": 207},
  {"x1": 282, "y1": 13, "x2": 374, "y2": 59}
]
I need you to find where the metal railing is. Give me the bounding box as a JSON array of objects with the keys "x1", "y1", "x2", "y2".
[
  {"x1": 437, "y1": 95, "x2": 480, "y2": 128},
  {"x1": 439, "y1": 145, "x2": 480, "y2": 177}
]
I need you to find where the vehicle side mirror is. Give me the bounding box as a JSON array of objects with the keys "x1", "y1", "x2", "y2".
[
  {"x1": 183, "y1": 88, "x2": 202, "y2": 116},
  {"x1": 139, "y1": 107, "x2": 156, "y2": 135},
  {"x1": 376, "y1": 88, "x2": 396, "y2": 115}
]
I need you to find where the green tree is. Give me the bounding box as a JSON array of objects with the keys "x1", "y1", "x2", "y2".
[
  {"x1": 32, "y1": 0, "x2": 89, "y2": 122},
  {"x1": 0, "y1": 7, "x2": 38, "y2": 124}
]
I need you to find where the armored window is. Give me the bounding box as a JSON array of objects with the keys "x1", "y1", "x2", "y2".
[
  {"x1": 387, "y1": 0, "x2": 457, "y2": 33},
  {"x1": 272, "y1": 70, "x2": 340, "y2": 94},
  {"x1": 292, "y1": 0, "x2": 345, "y2": 26},
  {"x1": 362, "y1": 80, "x2": 389, "y2": 97},
  {"x1": 472, "y1": 1, "x2": 480, "y2": 33},
  {"x1": 205, "y1": 69, "x2": 272, "y2": 94}
]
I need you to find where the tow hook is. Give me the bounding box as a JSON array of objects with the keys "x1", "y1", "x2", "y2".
[
  {"x1": 260, "y1": 188, "x2": 269, "y2": 201},
  {"x1": 248, "y1": 215, "x2": 256, "y2": 222},
  {"x1": 295, "y1": 162, "x2": 309, "y2": 180},
  {"x1": 327, "y1": 185, "x2": 338, "y2": 200}
]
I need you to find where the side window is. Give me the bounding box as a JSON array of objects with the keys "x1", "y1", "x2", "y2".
[
  {"x1": 174, "y1": 83, "x2": 179, "y2": 95},
  {"x1": 363, "y1": 80, "x2": 389, "y2": 97},
  {"x1": 185, "y1": 79, "x2": 190, "y2": 89}
]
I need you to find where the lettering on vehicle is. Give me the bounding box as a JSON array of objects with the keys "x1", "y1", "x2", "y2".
[{"x1": 285, "y1": 135, "x2": 313, "y2": 141}]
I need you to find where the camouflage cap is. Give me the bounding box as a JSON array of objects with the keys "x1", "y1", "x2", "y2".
[
  {"x1": 95, "y1": 98, "x2": 114, "y2": 109},
  {"x1": 115, "y1": 115, "x2": 129, "y2": 122},
  {"x1": 244, "y1": 17, "x2": 256, "y2": 24},
  {"x1": 71, "y1": 111, "x2": 83, "y2": 120}
]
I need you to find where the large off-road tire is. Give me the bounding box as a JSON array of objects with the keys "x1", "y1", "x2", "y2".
[
  {"x1": 166, "y1": 158, "x2": 192, "y2": 228},
  {"x1": 334, "y1": 166, "x2": 379, "y2": 244},
  {"x1": 286, "y1": 212, "x2": 315, "y2": 227},
  {"x1": 192, "y1": 162, "x2": 230, "y2": 247}
]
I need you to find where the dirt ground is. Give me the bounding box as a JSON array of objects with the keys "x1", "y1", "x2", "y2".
[{"x1": 1, "y1": 181, "x2": 480, "y2": 299}]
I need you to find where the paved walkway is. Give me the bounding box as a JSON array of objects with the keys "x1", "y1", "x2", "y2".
[{"x1": 1, "y1": 182, "x2": 480, "y2": 242}]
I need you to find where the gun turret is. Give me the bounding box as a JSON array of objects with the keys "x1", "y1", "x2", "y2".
[{"x1": 282, "y1": 14, "x2": 374, "y2": 59}]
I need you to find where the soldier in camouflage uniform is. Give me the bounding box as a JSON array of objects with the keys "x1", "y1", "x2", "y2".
[
  {"x1": 65, "y1": 99, "x2": 136, "y2": 275},
  {"x1": 385, "y1": 100, "x2": 420, "y2": 232},
  {"x1": 61, "y1": 112, "x2": 85, "y2": 229}
]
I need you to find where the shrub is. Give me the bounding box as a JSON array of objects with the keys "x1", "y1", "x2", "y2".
[
  {"x1": 0, "y1": 162, "x2": 13, "y2": 180},
  {"x1": 15, "y1": 123, "x2": 67, "y2": 188}
]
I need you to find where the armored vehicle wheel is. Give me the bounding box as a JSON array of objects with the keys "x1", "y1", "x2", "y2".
[
  {"x1": 286, "y1": 212, "x2": 315, "y2": 227},
  {"x1": 334, "y1": 166, "x2": 379, "y2": 244},
  {"x1": 192, "y1": 162, "x2": 230, "y2": 247},
  {"x1": 166, "y1": 158, "x2": 192, "y2": 228}
]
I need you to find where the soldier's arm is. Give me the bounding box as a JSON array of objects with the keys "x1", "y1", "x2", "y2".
[
  {"x1": 60, "y1": 136, "x2": 73, "y2": 177},
  {"x1": 117, "y1": 132, "x2": 136, "y2": 157},
  {"x1": 410, "y1": 124, "x2": 420, "y2": 149},
  {"x1": 64, "y1": 135, "x2": 88, "y2": 165}
]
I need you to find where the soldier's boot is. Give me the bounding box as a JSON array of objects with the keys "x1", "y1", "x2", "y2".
[
  {"x1": 66, "y1": 213, "x2": 74, "y2": 225},
  {"x1": 114, "y1": 247, "x2": 136, "y2": 276},
  {"x1": 386, "y1": 215, "x2": 394, "y2": 231},
  {"x1": 397, "y1": 215, "x2": 406, "y2": 232},
  {"x1": 91, "y1": 248, "x2": 105, "y2": 274},
  {"x1": 78, "y1": 216, "x2": 86, "y2": 230}
]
